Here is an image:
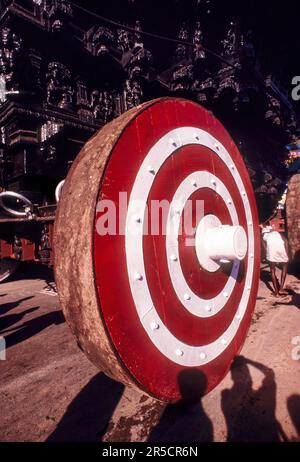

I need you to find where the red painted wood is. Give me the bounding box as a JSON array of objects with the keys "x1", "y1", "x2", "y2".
[
  {"x1": 144, "y1": 144, "x2": 247, "y2": 346},
  {"x1": 93, "y1": 98, "x2": 260, "y2": 401},
  {"x1": 21, "y1": 239, "x2": 35, "y2": 261},
  {"x1": 0, "y1": 240, "x2": 12, "y2": 259}
]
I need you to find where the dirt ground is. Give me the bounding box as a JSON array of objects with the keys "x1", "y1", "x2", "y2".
[{"x1": 0, "y1": 263, "x2": 299, "y2": 442}]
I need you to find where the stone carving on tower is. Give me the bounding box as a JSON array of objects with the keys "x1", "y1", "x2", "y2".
[
  {"x1": 216, "y1": 21, "x2": 241, "y2": 99},
  {"x1": 193, "y1": 21, "x2": 205, "y2": 62},
  {"x1": 164, "y1": 22, "x2": 193, "y2": 93},
  {"x1": 191, "y1": 20, "x2": 216, "y2": 103},
  {"x1": 222, "y1": 21, "x2": 240, "y2": 59},
  {"x1": 119, "y1": 20, "x2": 152, "y2": 79},
  {"x1": 46, "y1": 62, "x2": 73, "y2": 110},
  {"x1": 117, "y1": 28, "x2": 131, "y2": 53},
  {"x1": 91, "y1": 90, "x2": 115, "y2": 123},
  {"x1": 175, "y1": 23, "x2": 189, "y2": 62},
  {"x1": 42, "y1": 0, "x2": 73, "y2": 32},
  {"x1": 164, "y1": 20, "x2": 212, "y2": 97},
  {"x1": 84, "y1": 25, "x2": 115, "y2": 56},
  {"x1": 123, "y1": 79, "x2": 142, "y2": 110},
  {"x1": 120, "y1": 21, "x2": 151, "y2": 110},
  {"x1": 265, "y1": 91, "x2": 282, "y2": 126},
  {"x1": 0, "y1": 27, "x2": 22, "y2": 93}
]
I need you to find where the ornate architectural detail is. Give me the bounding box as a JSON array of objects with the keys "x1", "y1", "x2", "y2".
[
  {"x1": 117, "y1": 20, "x2": 143, "y2": 54},
  {"x1": 90, "y1": 90, "x2": 115, "y2": 123},
  {"x1": 0, "y1": 1, "x2": 12, "y2": 14},
  {"x1": 75, "y1": 80, "x2": 93, "y2": 121},
  {"x1": 170, "y1": 64, "x2": 194, "y2": 92},
  {"x1": 123, "y1": 79, "x2": 142, "y2": 110},
  {"x1": 114, "y1": 93, "x2": 122, "y2": 118},
  {"x1": 221, "y1": 21, "x2": 241, "y2": 59},
  {"x1": 133, "y1": 20, "x2": 142, "y2": 45},
  {"x1": 192, "y1": 77, "x2": 217, "y2": 103},
  {"x1": 286, "y1": 113, "x2": 297, "y2": 140},
  {"x1": 265, "y1": 92, "x2": 281, "y2": 126},
  {"x1": 39, "y1": 224, "x2": 51, "y2": 264},
  {"x1": 193, "y1": 21, "x2": 205, "y2": 61},
  {"x1": 217, "y1": 67, "x2": 240, "y2": 95},
  {"x1": 117, "y1": 21, "x2": 152, "y2": 81},
  {"x1": 159, "y1": 20, "x2": 210, "y2": 95},
  {"x1": 117, "y1": 28, "x2": 131, "y2": 53},
  {"x1": 0, "y1": 0, "x2": 296, "y2": 227},
  {"x1": 46, "y1": 62, "x2": 73, "y2": 109},
  {"x1": 45, "y1": 144, "x2": 56, "y2": 163},
  {"x1": 175, "y1": 23, "x2": 189, "y2": 61},
  {"x1": 28, "y1": 48, "x2": 42, "y2": 88},
  {"x1": 84, "y1": 26, "x2": 115, "y2": 56},
  {"x1": 0, "y1": 27, "x2": 22, "y2": 92},
  {"x1": 123, "y1": 43, "x2": 152, "y2": 80},
  {"x1": 43, "y1": 0, "x2": 73, "y2": 32},
  {"x1": 76, "y1": 80, "x2": 89, "y2": 107},
  {"x1": 0, "y1": 146, "x2": 13, "y2": 179},
  {"x1": 0, "y1": 125, "x2": 5, "y2": 144},
  {"x1": 216, "y1": 21, "x2": 244, "y2": 102},
  {"x1": 116, "y1": 21, "x2": 149, "y2": 111},
  {"x1": 215, "y1": 25, "x2": 259, "y2": 110},
  {"x1": 13, "y1": 235, "x2": 22, "y2": 260},
  {"x1": 40, "y1": 121, "x2": 62, "y2": 142}
]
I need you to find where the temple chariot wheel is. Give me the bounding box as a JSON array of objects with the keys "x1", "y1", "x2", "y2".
[
  {"x1": 286, "y1": 173, "x2": 300, "y2": 265},
  {"x1": 54, "y1": 98, "x2": 260, "y2": 401}
]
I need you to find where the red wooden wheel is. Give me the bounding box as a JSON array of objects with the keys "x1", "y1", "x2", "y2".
[{"x1": 54, "y1": 98, "x2": 260, "y2": 401}]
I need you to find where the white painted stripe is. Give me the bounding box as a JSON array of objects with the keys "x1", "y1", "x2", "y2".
[
  {"x1": 166, "y1": 172, "x2": 239, "y2": 317},
  {"x1": 125, "y1": 127, "x2": 254, "y2": 366}
]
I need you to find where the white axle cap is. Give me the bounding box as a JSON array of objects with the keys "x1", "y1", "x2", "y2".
[{"x1": 195, "y1": 214, "x2": 248, "y2": 273}]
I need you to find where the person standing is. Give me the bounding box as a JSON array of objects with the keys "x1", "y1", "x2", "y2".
[{"x1": 261, "y1": 223, "x2": 289, "y2": 297}]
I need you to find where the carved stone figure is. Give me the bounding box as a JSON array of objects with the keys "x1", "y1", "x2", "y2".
[
  {"x1": 13, "y1": 235, "x2": 22, "y2": 260},
  {"x1": 124, "y1": 79, "x2": 142, "y2": 110},
  {"x1": 221, "y1": 21, "x2": 239, "y2": 58},
  {"x1": 84, "y1": 26, "x2": 115, "y2": 56},
  {"x1": 100, "y1": 91, "x2": 114, "y2": 123},
  {"x1": 46, "y1": 62, "x2": 73, "y2": 109},
  {"x1": 90, "y1": 90, "x2": 114, "y2": 123},
  {"x1": 125, "y1": 44, "x2": 152, "y2": 80},
  {"x1": 170, "y1": 64, "x2": 194, "y2": 92},
  {"x1": 117, "y1": 28, "x2": 131, "y2": 53},
  {"x1": 0, "y1": 27, "x2": 22, "y2": 91},
  {"x1": 175, "y1": 23, "x2": 189, "y2": 61},
  {"x1": 193, "y1": 21, "x2": 205, "y2": 61},
  {"x1": 43, "y1": 0, "x2": 73, "y2": 32},
  {"x1": 39, "y1": 224, "x2": 51, "y2": 265},
  {"x1": 265, "y1": 93, "x2": 281, "y2": 126}
]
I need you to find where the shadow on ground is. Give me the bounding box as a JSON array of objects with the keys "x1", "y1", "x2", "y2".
[
  {"x1": 260, "y1": 268, "x2": 276, "y2": 294},
  {"x1": 148, "y1": 369, "x2": 213, "y2": 442},
  {"x1": 0, "y1": 296, "x2": 34, "y2": 316},
  {"x1": 287, "y1": 394, "x2": 300, "y2": 440},
  {"x1": 0, "y1": 306, "x2": 39, "y2": 331},
  {"x1": 3, "y1": 262, "x2": 55, "y2": 284},
  {"x1": 47, "y1": 373, "x2": 124, "y2": 442},
  {"x1": 1, "y1": 310, "x2": 64, "y2": 348},
  {"x1": 148, "y1": 356, "x2": 288, "y2": 442},
  {"x1": 220, "y1": 356, "x2": 288, "y2": 442},
  {"x1": 277, "y1": 289, "x2": 300, "y2": 309}
]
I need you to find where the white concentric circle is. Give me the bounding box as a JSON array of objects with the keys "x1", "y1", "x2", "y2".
[
  {"x1": 125, "y1": 126, "x2": 255, "y2": 367},
  {"x1": 166, "y1": 171, "x2": 239, "y2": 318}
]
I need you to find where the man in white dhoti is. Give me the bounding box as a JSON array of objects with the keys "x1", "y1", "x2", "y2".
[{"x1": 261, "y1": 223, "x2": 289, "y2": 297}]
